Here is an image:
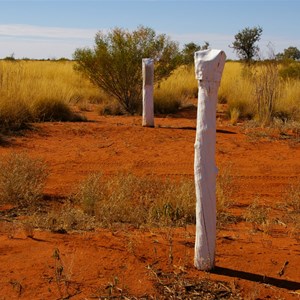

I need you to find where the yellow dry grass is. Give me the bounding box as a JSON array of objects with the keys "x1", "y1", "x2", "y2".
[
  {"x1": 0, "y1": 60, "x2": 299, "y2": 127},
  {"x1": 276, "y1": 79, "x2": 300, "y2": 121},
  {"x1": 153, "y1": 65, "x2": 198, "y2": 113},
  {"x1": 218, "y1": 62, "x2": 255, "y2": 119},
  {"x1": 219, "y1": 61, "x2": 300, "y2": 122},
  {"x1": 0, "y1": 60, "x2": 100, "y2": 105}
]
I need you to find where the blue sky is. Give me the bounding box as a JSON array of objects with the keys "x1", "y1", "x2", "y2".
[{"x1": 0, "y1": 0, "x2": 299, "y2": 59}]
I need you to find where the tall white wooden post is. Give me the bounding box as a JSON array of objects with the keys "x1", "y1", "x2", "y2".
[
  {"x1": 194, "y1": 49, "x2": 226, "y2": 270},
  {"x1": 142, "y1": 58, "x2": 154, "y2": 127}
]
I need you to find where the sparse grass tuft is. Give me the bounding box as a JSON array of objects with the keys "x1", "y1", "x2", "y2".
[
  {"x1": 148, "y1": 179, "x2": 196, "y2": 227},
  {"x1": 149, "y1": 267, "x2": 241, "y2": 299},
  {"x1": 0, "y1": 163, "x2": 241, "y2": 232},
  {"x1": 229, "y1": 107, "x2": 240, "y2": 125},
  {"x1": 31, "y1": 201, "x2": 95, "y2": 233},
  {"x1": 279, "y1": 183, "x2": 300, "y2": 234},
  {"x1": 75, "y1": 173, "x2": 104, "y2": 215},
  {"x1": 72, "y1": 171, "x2": 239, "y2": 230},
  {"x1": 0, "y1": 152, "x2": 48, "y2": 208},
  {"x1": 51, "y1": 248, "x2": 81, "y2": 299},
  {"x1": 216, "y1": 165, "x2": 238, "y2": 228},
  {"x1": 73, "y1": 173, "x2": 195, "y2": 228},
  {"x1": 285, "y1": 184, "x2": 300, "y2": 212},
  {"x1": 244, "y1": 199, "x2": 270, "y2": 232}
]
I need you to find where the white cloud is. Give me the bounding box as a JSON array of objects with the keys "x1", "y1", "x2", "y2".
[
  {"x1": 0, "y1": 24, "x2": 99, "y2": 59},
  {"x1": 0, "y1": 24, "x2": 98, "y2": 40},
  {"x1": 0, "y1": 38, "x2": 93, "y2": 59},
  {"x1": 0, "y1": 24, "x2": 298, "y2": 60}
]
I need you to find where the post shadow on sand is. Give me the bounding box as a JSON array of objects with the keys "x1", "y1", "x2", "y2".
[
  {"x1": 162, "y1": 104, "x2": 227, "y2": 121},
  {"x1": 212, "y1": 266, "x2": 300, "y2": 291},
  {"x1": 157, "y1": 126, "x2": 236, "y2": 135}
]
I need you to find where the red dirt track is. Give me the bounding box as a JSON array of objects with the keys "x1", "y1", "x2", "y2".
[{"x1": 0, "y1": 107, "x2": 300, "y2": 299}]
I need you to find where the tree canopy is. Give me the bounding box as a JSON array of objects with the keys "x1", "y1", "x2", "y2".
[
  {"x1": 180, "y1": 42, "x2": 210, "y2": 65},
  {"x1": 73, "y1": 26, "x2": 180, "y2": 114},
  {"x1": 277, "y1": 46, "x2": 300, "y2": 61},
  {"x1": 230, "y1": 26, "x2": 263, "y2": 62}
]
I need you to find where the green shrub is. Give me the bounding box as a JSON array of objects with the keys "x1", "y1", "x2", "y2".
[
  {"x1": 0, "y1": 152, "x2": 48, "y2": 208},
  {"x1": 74, "y1": 26, "x2": 180, "y2": 114}
]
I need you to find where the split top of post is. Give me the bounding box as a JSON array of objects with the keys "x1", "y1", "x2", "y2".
[
  {"x1": 194, "y1": 49, "x2": 226, "y2": 82},
  {"x1": 142, "y1": 58, "x2": 154, "y2": 86}
]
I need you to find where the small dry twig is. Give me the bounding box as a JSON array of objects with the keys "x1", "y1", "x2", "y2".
[{"x1": 278, "y1": 260, "x2": 289, "y2": 277}]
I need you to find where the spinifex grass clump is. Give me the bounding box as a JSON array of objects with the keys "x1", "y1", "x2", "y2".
[
  {"x1": 253, "y1": 62, "x2": 281, "y2": 126},
  {"x1": 0, "y1": 152, "x2": 48, "y2": 208},
  {"x1": 216, "y1": 164, "x2": 238, "y2": 228},
  {"x1": 0, "y1": 60, "x2": 97, "y2": 131},
  {"x1": 0, "y1": 60, "x2": 99, "y2": 106},
  {"x1": 218, "y1": 62, "x2": 255, "y2": 119},
  {"x1": 29, "y1": 170, "x2": 237, "y2": 232},
  {"x1": 29, "y1": 200, "x2": 96, "y2": 233},
  {"x1": 74, "y1": 173, "x2": 196, "y2": 228},
  {"x1": 244, "y1": 199, "x2": 270, "y2": 232},
  {"x1": 73, "y1": 171, "x2": 237, "y2": 229},
  {"x1": 0, "y1": 99, "x2": 32, "y2": 131},
  {"x1": 285, "y1": 184, "x2": 300, "y2": 212},
  {"x1": 218, "y1": 61, "x2": 300, "y2": 124},
  {"x1": 279, "y1": 183, "x2": 300, "y2": 234},
  {"x1": 30, "y1": 98, "x2": 86, "y2": 122},
  {"x1": 154, "y1": 66, "x2": 197, "y2": 114}
]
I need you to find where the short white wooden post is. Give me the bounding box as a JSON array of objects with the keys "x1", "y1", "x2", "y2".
[
  {"x1": 142, "y1": 58, "x2": 154, "y2": 127},
  {"x1": 194, "y1": 49, "x2": 226, "y2": 270}
]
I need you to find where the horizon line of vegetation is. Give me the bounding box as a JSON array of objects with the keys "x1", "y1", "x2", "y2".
[{"x1": 0, "y1": 25, "x2": 300, "y2": 133}]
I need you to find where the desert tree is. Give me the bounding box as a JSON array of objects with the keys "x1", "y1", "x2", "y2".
[
  {"x1": 181, "y1": 41, "x2": 210, "y2": 65},
  {"x1": 230, "y1": 26, "x2": 263, "y2": 63},
  {"x1": 73, "y1": 26, "x2": 180, "y2": 114},
  {"x1": 276, "y1": 46, "x2": 300, "y2": 61}
]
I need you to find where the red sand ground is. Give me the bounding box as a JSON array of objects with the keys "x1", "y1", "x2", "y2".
[{"x1": 0, "y1": 107, "x2": 300, "y2": 299}]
